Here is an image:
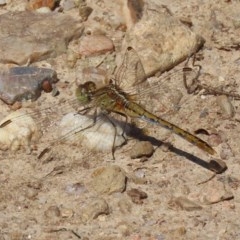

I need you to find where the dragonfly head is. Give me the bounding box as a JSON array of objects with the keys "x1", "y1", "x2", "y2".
[{"x1": 76, "y1": 81, "x2": 96, "y2": 104}]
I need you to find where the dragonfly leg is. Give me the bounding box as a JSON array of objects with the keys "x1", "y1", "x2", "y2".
[
  {"x1": 183, "y1": 54, "x2": 202, "y2": 94},
  {"x1": 117, "y1": 113, "x2": 128, "y2": 141},
  {"x1": 76, "y1": 106, "x2": 92, "y2": 115},
  {"x1": 102, "y1": 113, "x2": 118, "y2": 160},
  {"x1": 74, "y1": 109, "x2": 98, "y2": 134}
]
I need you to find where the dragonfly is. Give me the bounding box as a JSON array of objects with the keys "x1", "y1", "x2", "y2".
[
  {"x1": 1, "y1": 47, "x2": 216, "y2": 159},
  {"x1": 69, "y1": 47, "x2": 216, "y2": 158}
]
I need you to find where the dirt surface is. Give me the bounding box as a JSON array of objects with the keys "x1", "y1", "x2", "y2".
[{"x1": 0, "y1": 1, "x2": 240, "y2": 239}]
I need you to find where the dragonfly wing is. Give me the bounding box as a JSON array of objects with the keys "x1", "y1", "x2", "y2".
[
  {"x1": 38, "y1": 111, "x2": 126, "y2": 161},
  {"x1": 115, "y1": 47, "x2": 147, "y2": 93}
]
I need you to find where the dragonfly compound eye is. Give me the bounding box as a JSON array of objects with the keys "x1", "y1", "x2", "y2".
[{"x1": 85, "y1": 81, "x2": 96, "y2": 93}]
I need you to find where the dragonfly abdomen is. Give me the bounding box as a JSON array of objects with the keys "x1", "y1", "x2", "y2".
[{"x1": 126, "y1": 102, "x2": 216, "y2": 155}]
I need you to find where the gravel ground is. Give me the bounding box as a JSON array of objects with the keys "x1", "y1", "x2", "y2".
[{"x1": 0, "y1": 1, "x2": 240, "y2": 239}]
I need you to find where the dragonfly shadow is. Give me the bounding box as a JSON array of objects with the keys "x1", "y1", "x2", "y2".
[
  {"x1": 126, "y1": 123, "x2": 163, "y2": 146},
  {"x1": 127, "y1": 124, "x2": 220, "y2": 173},
  {"x1": 168, "y1": 145, "x2": 214, "y2": 172}
]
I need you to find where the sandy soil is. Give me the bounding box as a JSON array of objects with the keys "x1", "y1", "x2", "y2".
[{"x1": 0, "y1": 0, "x2": 240, "y2": 239}]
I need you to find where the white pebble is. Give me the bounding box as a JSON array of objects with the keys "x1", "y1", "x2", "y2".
[
  {"x1": 58, "y1": 112, "x2": 126, "y2": 152},
  {"x1": 0, "y1": 110, "x2": 41, "y2": 151},
  {"x1": 0, "y1": 0, "x2": 6, "y2": 6}
]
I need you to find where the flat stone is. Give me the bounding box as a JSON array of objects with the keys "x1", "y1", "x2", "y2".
[
  {"x1": 78, "y1": 35, "x2": 114, "y2": 57},
  {"x1": 0, "y1": 67, "x2": 58, "y2": 104},
  {"x1": 0, "y1": 11, "x2": 84, "y2": 65}
]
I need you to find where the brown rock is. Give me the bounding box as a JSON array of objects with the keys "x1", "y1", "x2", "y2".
[
  {"x1": 127, "y1": 188, "x2": 148, "y2": 204},
  {"x1": 130, "y1": 141, "x2": 154, "y2": 159},
  {"x1": 27, "y1": 0, "x2": 56, "y2": 10},
  {"x1": 90, "y1": 165, "x2": 126, "y2": 194}
]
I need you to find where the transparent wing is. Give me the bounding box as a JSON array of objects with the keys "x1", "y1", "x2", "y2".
[
  {"x1": 0, "y1": 97, "x2": 126, "y2": 160},
  {"x1": 38, "y1": 111, "x2": 126, "y2": 161},
  {"x1": 0, "y1": 97, "x2": 80, "y2": 129},
  {"x1": 113, "y1": 47, "x2": 200, "y2": 113},
  {"x1": 115, "y1": 47, "x2": 147, "y2": 93}
]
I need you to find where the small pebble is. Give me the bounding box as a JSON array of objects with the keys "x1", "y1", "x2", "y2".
[
  {"x1": 65, "y1": 182, "x2": 87, "y2": 195},
  {"x1": 208, "y1": 133, "x2": 223, "y2": 147},
  {"x1": 81, "y1": 198, "x2": 109, "y2": 223},
  {"x1": 0, "y1": 110, "x2": 41, "y2": 151},
  {"x1": 61, "y1": 208, "x2": 74, "y2": 218},
  {"x1": 79, "y1": 5, "x2": 93, "y2": 21},
  {"x1": 27, "y1": 0, "x2": 56, "y2": 10},
  {"x1": 90, "y1": 165, "x2": 126, "y2": 194},
  {"x1": 216, "y1": 95, "x2": 235, "y2": 117},
  {"x1": 41, "y1": 79, "x2": 53, "y2": 92},
  {"x1": 44, "y1": 205, "x2": 61, "y2": 218},
  {"x1": 127, "y1": 188, "x2": 148, "y2": 204},
  {"x1": 134, "y1": 168, "x2": 145, "y2": 178},
  {"x1": 27, "y1": 181, "x2": 42, "y2": 190},
  {"x1": 130, "y1": 141, "x2": 154, "y2": 159},
  {"x1": 36, "y1": 6, "x2": 52, "y2": 13},
  {"x1": 173, "y1": 196, "x2": 202, "y2": 211}
]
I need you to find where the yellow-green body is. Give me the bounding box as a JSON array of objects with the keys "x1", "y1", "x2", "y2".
[{"x1": 76, "y1": 80, "x2": 215, "y2": 155}]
